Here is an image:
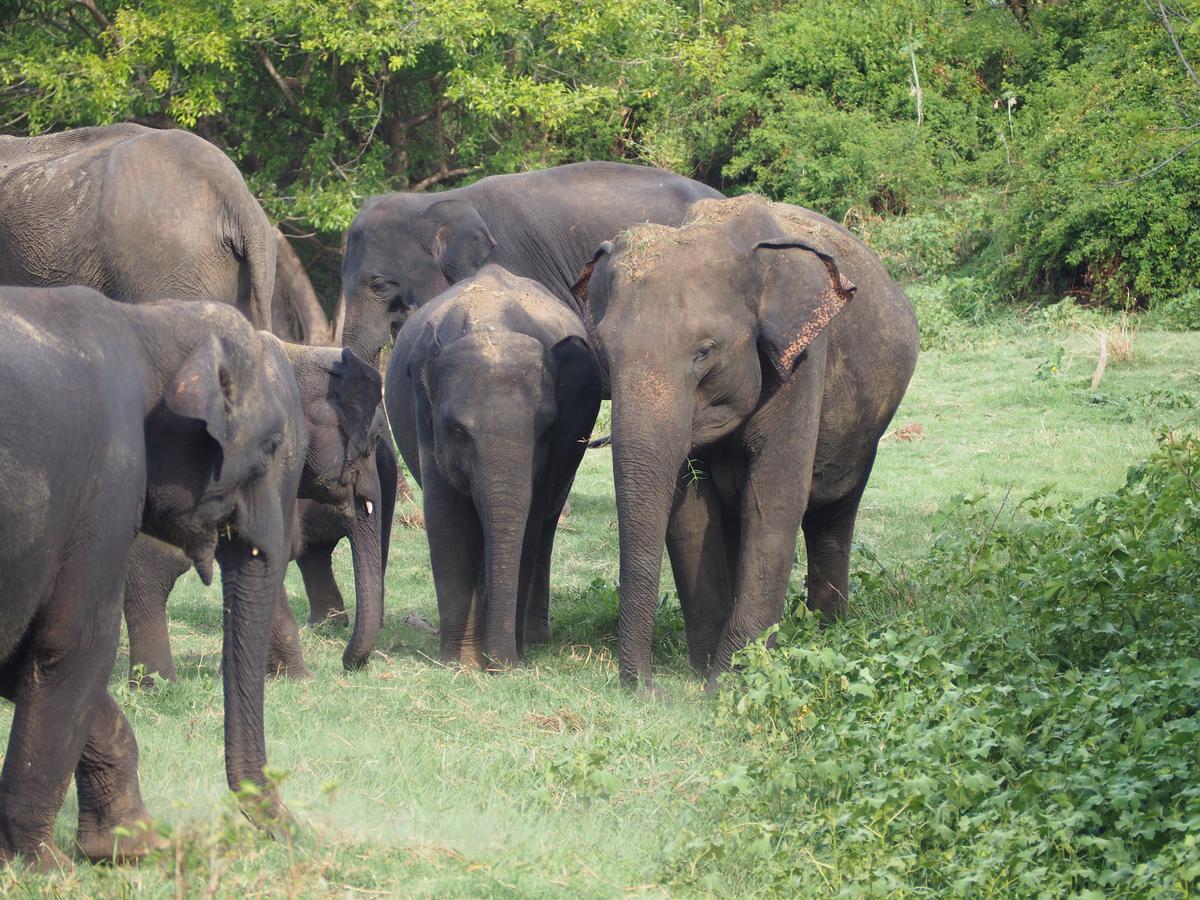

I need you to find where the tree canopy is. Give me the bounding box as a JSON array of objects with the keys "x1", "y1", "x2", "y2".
[{"x1": 3, "y1": 0, "x2": 1199, "y2": 311}]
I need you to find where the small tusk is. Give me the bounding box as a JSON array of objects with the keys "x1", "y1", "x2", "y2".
[
  {"x1": 250, "y1": 546, "x2": 260, "y2": 557},
  {"x1": 365, "y1": 501, "x2": 374, "y2": 516}
]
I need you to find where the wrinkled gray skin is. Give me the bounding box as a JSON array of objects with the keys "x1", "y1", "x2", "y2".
[
  {"x1": 386, "y1": 266, "x2": 601, "y2": 666},
  {"x1": 340, "y1": 162, "x2": 722, "y2": 365},
  {"x1": 0, "y1": 124, "x2": 275, "y2": 328},
  {"x1": 271, "y1": 228, "x2": 332, "y2": 345},
  {"x1": 0, "y1": 287, "x2": 288, "y2": 866},
  {"x1": 575, "y1": 196, "x2": 919, "y2": 694},
  {"x1": 123, "y1": 342, "x2": 392, "y2": 681}
]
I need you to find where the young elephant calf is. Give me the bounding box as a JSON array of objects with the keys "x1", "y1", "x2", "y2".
[
  {"x1": 386, "y1": 265, "x2": 600, "y2": 667},
  {"x1": 123, "y1": 340, "x2": 393, "y2": 682},
  {"x1": 0, "y1": 287, "x2": 289, "y2": 865}
]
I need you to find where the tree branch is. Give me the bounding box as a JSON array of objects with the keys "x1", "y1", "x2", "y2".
[
  {"x1": 71, "y1": 0, "x2": 120, "y2": 48},
  {"x1": 411, "y1": 166, "x2": 476, "y2": 192},
  {"x1": 1155, "y1": 0, "x2": 1200, "y2": 92},
  {"x1": 253, "y1": 42, "x2": 297, "y2": 109},
  {"x1": 1103, "y1": 134, "x2": 1200, "y2": 185}
]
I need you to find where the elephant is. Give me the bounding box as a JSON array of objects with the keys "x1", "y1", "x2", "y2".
[
  {"x1": 0, "y1": 287, "x2": 290, "y2": 865},
  {"x1": 271, "y1": 228, "x2": 333, "y2": 345},
  {"x1": 572, "y1": 194, "x2": 919, "y2": 693},
  {"x1": 123, "y1": 341, "x2": 393, "y2": 683},
  {"x1": 385, "y1": 265, "x2": 601, "y2": 666},
  {"x1": 0, "y1": 124, "x2": 276, "y2": 328},
  {"x1": 339, "y1": 161, "x2": 722, "y2": 365}
]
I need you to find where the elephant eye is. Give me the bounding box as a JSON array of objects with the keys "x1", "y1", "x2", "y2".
[
  {"x1": 694, "y1": 340, "x2": 718, "y2": 363},
  {"x1": 261, "y1": 433, "x2": 282, "y2": 458}
]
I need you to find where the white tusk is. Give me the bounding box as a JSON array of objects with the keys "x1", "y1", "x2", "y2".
[
  {"x1": 250, "y1": 546, "x2": 260, "y2": 557},
  {"x1": 365, "y1": 501, "x2": 374, "y2": 516}
]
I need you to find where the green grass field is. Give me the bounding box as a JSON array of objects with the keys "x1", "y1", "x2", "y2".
[{"x1": 7, "y1": 318, "x2": 1199, "y2": 896}]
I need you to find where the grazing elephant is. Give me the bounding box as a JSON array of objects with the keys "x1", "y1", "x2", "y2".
[
  {"x1": 0, "y1": 124, "x2": 275, "y2": 328},
  {"x1": 340, "y1": 161, "x2": 722, "y2": 364},
  {"x1": 386, "y1": 266, "x2": 601, "y2": 665},
  {"x1": 124, "y1": 341, "x2": 392, "y2": 682},
  {"x1": 572, "y1": 195, "x2": 919, "y2": 693},
  {"x1": 0, "y1": 287, "x2": 289, "y2": 865}
]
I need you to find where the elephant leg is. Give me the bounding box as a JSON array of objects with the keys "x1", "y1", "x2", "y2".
[
  {"x1": 0, "y1": 547, "x2": 127, "y2": 867},
  {"x1": 296, "y1": 544, "x2": 348, "y2": 627},
  {"x1": 802, "y1": 480, "x2": 869, "y2": 621},
  {"x1": 666, "y1": 472, "x2": 739, "y2": 678},
  {"x1": 123, "y1": 535, "x2": 190, "y2": 687},
  {"x1": 424, "y1": 470, "x2": 485, "y2": 668},
  {"x1": 266, "y1": 584, "x2": 313, "y2": 681},
  {"x1": 521, "y1": 524, "x2": 554, "y2": 648},
  {"x1": 74, "y1": 691, "x2": 166, "y2": 862},
  {"x1": 711, "y1": 374, "x2": 825, "y2": 682}
]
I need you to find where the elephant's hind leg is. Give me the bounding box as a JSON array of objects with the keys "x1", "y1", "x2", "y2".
[
  {"x1": 74, "y1": 691, "x2": 166, "y2": 862},
  {"x1": 801, "y1": 485, "x2": 867, "y2": 621}
]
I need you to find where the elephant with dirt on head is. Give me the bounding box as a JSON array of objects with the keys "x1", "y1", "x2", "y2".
[
  {"x1": 386, "y1": 266, "x2": 601, "y2": 666},
  {"x1": 0, "y1": 288, "x2": 290, "y2": 866},
  {"x1": 572, "y1": 195, "x2": 919, "y2": 694},
  {"x1": 339, "y1": 162, "x2": 722, "y2": 364},
  {"x1": 0, "y1": 124, "x2": 276, "y2": 328},
  {"x1": 124, "y1": 341, "x2": 395, "y2": 684}
]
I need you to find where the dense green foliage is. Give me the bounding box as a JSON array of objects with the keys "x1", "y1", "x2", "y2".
[
  {"x1": 5, "y1": 1, "x2": 1200, "y2": 308},
  {"x1": 684, "y1": 433, "x2": 1200, "y2": 894}
]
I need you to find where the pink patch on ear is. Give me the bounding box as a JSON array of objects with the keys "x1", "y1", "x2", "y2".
[{"x1": 776, "y1": 286, "x2": 853, "y2": 373}]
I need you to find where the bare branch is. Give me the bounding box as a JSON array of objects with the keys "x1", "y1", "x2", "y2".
[
  {"x1": 411, "y1": 166, "x2": 477, "y2": 192},
  {"x1": 70, "y1": 0, "x2": 120, "y2": 48},
  {"x1": 1103, "y1": 134, "x2": 1200, "y2": 185},
  {"x1": 1155, "y1": 0, "x2": 1200, "y2": 92},
  {"x1": 253, "y1": 42, "x2": 297, "y2": 109}
]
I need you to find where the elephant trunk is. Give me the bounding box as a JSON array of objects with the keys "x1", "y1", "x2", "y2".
[
  {"x1": 478, "y1": 468, "x2": 535, "y2": 667},
  {"x1": 340, "y1": 296, "x2": 389, "y2": 367},
  {"x1": 609, "y1": 372, "x2": 692, "y2": 690},
  {"x1": 342, "y1": 498, "x2": 384, "y2": 671},
  {"x1": 215, "y1": 489, "x2": 288, "y2": 823}
]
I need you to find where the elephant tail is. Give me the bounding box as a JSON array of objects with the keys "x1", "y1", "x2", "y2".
[{"x1": 587, "y1": 433, "x2": 611, "y2": 449}]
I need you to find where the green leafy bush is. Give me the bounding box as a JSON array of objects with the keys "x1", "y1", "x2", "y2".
[{"x1": 671, "y1": 434, "x2": 1200, "y2": 895}]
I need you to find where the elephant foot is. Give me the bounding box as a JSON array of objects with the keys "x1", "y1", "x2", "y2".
[
  {"x1": 127, "y1": 667, "x2": 176, "y2": 691},
  {"x1": 266, "y1": 657, "x2": 314, "y2": 681},
  {"x1": 239, "y1": 788, "x2": 293, "y2": 839},
  {"x1": 637, "y1": 681, "x2": 670, "y2": 703},
  {"x1": 76, "y1": 814, "x2": 166, "y2": 864},
  {"x1": 307, "y1": 609, "x2": 349, "y2": 628},
  {"x1": 0, "y1": 839, "x2": 74, "y2": 873}
]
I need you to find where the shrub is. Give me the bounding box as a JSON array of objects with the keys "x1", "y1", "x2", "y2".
[{"x1": 670, "y1": 434, "x2": 1200, "y2": 895}]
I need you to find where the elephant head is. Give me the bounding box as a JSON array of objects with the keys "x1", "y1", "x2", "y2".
[
  {"x1": 408, "y1": 286, "x2": 597, "y2": 665},
  {"x1": 139, "y1": 303, "x2": 291, "y2": 814},
  {"x1": 572, "y1": 195, "x2": 856, "y2": 687},
  {"x1": 340, "y1": 195, "x2": 496, "y2": 364},
  {"x1": 281, "y1": 344, "x2": 388, "y2": 670}
]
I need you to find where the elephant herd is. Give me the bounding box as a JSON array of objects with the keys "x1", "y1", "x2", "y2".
[{"x1": 0, "y1": 123, "x2": 917, "y2": 866}]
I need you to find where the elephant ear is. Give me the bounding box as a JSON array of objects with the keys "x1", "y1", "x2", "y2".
[
  {"x1": 331, "y1": 348, "x2": 383, "y2": 476},
  {"x1": 166, "y1": 334, "x2": 232, "y2": 455},
  {"x1": 569, "y1": 240, "x2": 614, "y2": 337},
  {"x1": 753, "y1": 238, "x2": 856, "y2": 380},
  {"x1": 428, "y1": 199, "x2": 497, "y2": 283},
  {"x1": 550, "y1": 335, "x2": 602, "y2": 449}
]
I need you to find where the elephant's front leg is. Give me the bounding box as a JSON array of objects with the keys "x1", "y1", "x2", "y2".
[
  {"x1": 74, "y1": 691, "x2": 166, "y2": 862},
  {"x1": 123, "y1": 535, "x2": 190, "y2": 688},
  {"x1": 423, "y1": 470, "x2": 486, "y2": 668},
  {"x1": 666, "y1": 467, "x2": 739, "y2": 678},
  {"x1": 0, "y1": 556, "x2": 127, "y2": 866},
  {"x1": 296, "y1": 544, "x2": 348, "y2": 628},
  {"x1": 267, "y1": 585, "x2": 313, "y2": 680},
  {"x1": 711, "y1": 378, "x2": 824, "y2": 683}
]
